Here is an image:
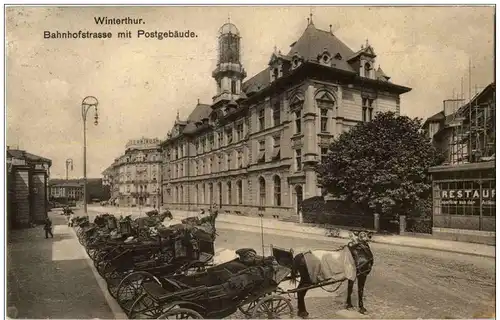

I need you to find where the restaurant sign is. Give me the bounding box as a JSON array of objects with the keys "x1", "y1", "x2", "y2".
[{"x1": 441, "y1": 188, "x2": 495, "y2": 206}]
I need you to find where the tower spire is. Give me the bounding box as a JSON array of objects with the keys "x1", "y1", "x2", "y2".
[{"x1": 309, "y1": 7, "x2": 314, "y2": 25}]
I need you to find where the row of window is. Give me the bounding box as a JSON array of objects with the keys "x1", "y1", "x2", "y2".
[
  {"x1": 169, "y1": 175, "x2": 283, "y2": 207},
  {"x1": 121, "y1": 184, "x2": 160, "y2": 193},
  {"x1": 167, "y1": 144, "x2": 333, "y2": 179},
  {"x1": 167, "y1": 92, "x2": 357, "y2": 162}
]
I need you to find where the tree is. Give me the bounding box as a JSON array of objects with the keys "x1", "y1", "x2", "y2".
[{"x1": 316, "y1": 111, "x2": 443, "y2": 217}]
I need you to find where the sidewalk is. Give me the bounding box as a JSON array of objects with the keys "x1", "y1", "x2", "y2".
[
  {"x1": 6, "y1": 212, "x2": 115, "y2": 319},
  {"x1": 88, "y1": 205, "x2": 495, "y2": 258}
]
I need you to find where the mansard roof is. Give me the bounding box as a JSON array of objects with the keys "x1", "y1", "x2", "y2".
[
  {"x1": 242, "y1": 23, "x2": 358, "y2": 95},
  {"x1": 286, "y1": 23, "x2": 356, "y2": 72},
  {"x1": 182, "y1": 103, "x2": 212, "y2": 134}
]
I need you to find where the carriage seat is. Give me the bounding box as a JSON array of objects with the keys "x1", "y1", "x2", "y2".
[{"x1": 235, "y1": 248, "x2": 276, "y2": 267}]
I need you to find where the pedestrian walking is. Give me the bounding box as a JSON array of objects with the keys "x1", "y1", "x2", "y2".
[
  {"x1": 43, "y1": 217, "x2": 53, "y2": 239},
  {"x1": 69, "y1": 212, "x2": 75, "y2": 227},
  {"x1": 65, "y1": 212, "x2": 71, "y2": 226}
]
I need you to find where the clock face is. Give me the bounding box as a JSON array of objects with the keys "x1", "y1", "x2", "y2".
[{"x1": 364, "y1": 63, "x2": 371, "y2": 71}]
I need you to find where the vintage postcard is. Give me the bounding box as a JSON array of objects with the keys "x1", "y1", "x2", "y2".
[{"x1": 5, "y1": 5, "x2": 496, "y2": 319}]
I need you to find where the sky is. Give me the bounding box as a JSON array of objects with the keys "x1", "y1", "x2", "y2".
[{"x1": 6, "y1": 5, "x2": 495, "y2": 179}]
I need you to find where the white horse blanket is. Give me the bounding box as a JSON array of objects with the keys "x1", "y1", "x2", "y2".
[{"x1": 303, "y1": 247, "x2": 356, "y2": 285}]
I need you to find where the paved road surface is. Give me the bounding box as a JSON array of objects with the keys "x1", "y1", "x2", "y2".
[{"x1": 214, "y1": 226, "x2": 495, "y2": 319}]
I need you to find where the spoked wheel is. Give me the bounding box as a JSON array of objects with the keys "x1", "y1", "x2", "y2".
[
  {"x1": 107, "y1": 273, "x2": 127, "y2": 299},
  {"x1": 86, "y1": 247, "x2": 99, "y2": 260},
  {"x1": 104, "y1": 265, "x2": 123, "y2": 286},
  {"x1": 128, "y1": 293, "x2": 164, "y2": 319},
  {"x1": 238, "y1": 301, "x2": 258, "y2": 318},
  {"x1": 98, "y1": 260, "x2": 112, "y2": 278},
  {"x1": 251, "y1": 295, "x2": 294, "y2": 319},
  {"x1": 116, "y1": 271, "x2": 156, "y2": 312},
  {"x1": 157, "y1": 307, "x2": 204, "y2": 319}
]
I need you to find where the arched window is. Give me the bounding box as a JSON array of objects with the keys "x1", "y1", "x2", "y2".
[
  {"x1": 237, "y1": 180, "x2": 243, "y2": 205},
  {"x1": 179, "y1": 185, "x2": 183, "y2": 203},
  {"x1": 227, "y1": 181, "x2": 232, "y2": 204},
  {"x1": 259, "y1": 177, "x2": 266, "y2": 207},
  {"x1": 201, "y1": 184, "x2": 206, "y2": 204},
  {"x1": 231, "y1": 79, "x2": 237, "y2": 94},
  {"x1": 273, "y1": 175, "x2": 281, "y2": 206},
  {"x1": 315, "y1": 90, "x2": 336, "y2": 133}
]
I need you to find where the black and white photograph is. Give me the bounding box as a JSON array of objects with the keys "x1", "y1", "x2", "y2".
[{"x1": 5, "y1": 4, "x2": 496, "y2": 319}]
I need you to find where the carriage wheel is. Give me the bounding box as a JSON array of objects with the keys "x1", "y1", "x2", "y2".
[
  {"x1": 128, "y1": 293, "x2": 163, "y2": 319},
  {"x1": 251, "y1": 295, "x2": 294, "y2": 319},
  {"x1": 99, "y1": 260, "x2": 113, "y2": 278},
  {"x1": 87, "y1": 247, "x2": 98, "y2": 260},
  {"x1": 157, "y1": 307, "x2": 204, "y2": 319},
  {"x1": 238, "y1": 301, "x2": 258, "y2": 318},
  {"x1": 104, "y1": 265, "x2": 124, "y2": 285},
  {"x1": 107, "y1": 273, "x2": 126, "y2": 299},
  {"x1": 93, "y1": 251, "x2": 106, "y2": 267},
  {"x1": 116, "y1": 271, "x2": 156, "y2": 312}
]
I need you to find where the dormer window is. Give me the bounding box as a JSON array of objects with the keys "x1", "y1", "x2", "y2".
[
  {"x1": 364, "y1": 62, "x2": 372, "y2": 78},
  {"x1": 273, "y1": 68, "x2": 279, "y2": 80},
  {"x1": 318, "y1": 49, "x2": 332, "y2": 66},
  {"x1": 291, "y1": 53, "x2": 303, "y2": 70},
  {"x1": 334, "y1": 53, "x2": 342, "y2": 60}
]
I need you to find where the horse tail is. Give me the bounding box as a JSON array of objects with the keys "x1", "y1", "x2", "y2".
[{"x1": 289, "y1": 253, "x2": 302, "y2": 286}]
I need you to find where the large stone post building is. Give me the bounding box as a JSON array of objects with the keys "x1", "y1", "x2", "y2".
[
  {"x1": 160, "y1": 18, "x2": 411, "y2": 221},
  {"x1": 7, "y1": 147, "x2": 52, "y2": 229}
]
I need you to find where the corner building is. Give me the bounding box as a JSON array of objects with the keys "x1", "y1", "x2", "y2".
[
  {"x1": 161, "y1": 19, "x2": 411, "y2": 221},
  {"x1": 105, "y1": 137, "x2": 163, "y2": 207}
]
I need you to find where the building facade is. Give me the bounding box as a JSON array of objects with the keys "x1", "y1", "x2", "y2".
[
  {"x1": 49, "y1": 181, "x2": 84, "y2": 203},
  {"x1": 7, "y1": 147, "x2": 52, "y2": 229},
  {"x1": 103, "y1": 137, "x2": 162, "y2": 207},
  {"x1": 424, "y1": 83, "x2": 495, "y2": 244},
  {"x1": 160, "y1": 19, "x2": 411, "y2": 220}
]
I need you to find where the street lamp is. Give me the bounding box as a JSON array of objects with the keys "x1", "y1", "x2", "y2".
[
  {"x1": 65, "y1": 158, "x2": 73, "y2": 206},
  {"x1": 81, "y1": 96, "x2": 99, "y2": 216}
]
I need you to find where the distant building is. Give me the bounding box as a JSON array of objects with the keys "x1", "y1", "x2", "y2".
[
  {"x1": 48, "y1": 178, "x2": 108, "y2": 204},
  {"x1": 48, "y1": 180, "x2": 84, "y2": 203},
  {"x1": 423, "y1": 83, "x2": 495, "y2": 245},
  {"x1": 103, "y1": 137, "x2": 162, "y2": 207},
  {"x1": 160, "y1": 18, "x2": 411, "y2": 221},
  {"x1": 6, "y1": 147, "x2": 52, "y2": 228}
]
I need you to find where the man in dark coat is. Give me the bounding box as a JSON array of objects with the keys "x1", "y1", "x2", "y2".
[{"x1": 44, "y1": 217, "x2": 53, "y2": 239}]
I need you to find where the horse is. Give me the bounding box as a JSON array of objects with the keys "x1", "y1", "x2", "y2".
[{"x1": 274, "y1": 231, "x2": 374, "y2": 318}]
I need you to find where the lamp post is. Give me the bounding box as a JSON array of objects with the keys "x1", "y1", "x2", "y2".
[
  {"x1": 81, "y1": 96, "x2": 99, "y2": 216},
  {"x1": 65, "y1": 158, "x2": 73, "y2": 205}
]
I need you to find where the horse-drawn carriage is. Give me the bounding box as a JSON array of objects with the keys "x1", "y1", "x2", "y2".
[
  {"x1": 117, "y1": 230, "x2": 374, "y2": 319},
  {"x1": 73, "y1": 209, "x2": 225, "y2": 315},
  {"x1": 124, "y1": 248, "x2": 294, "y2": 319}
]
